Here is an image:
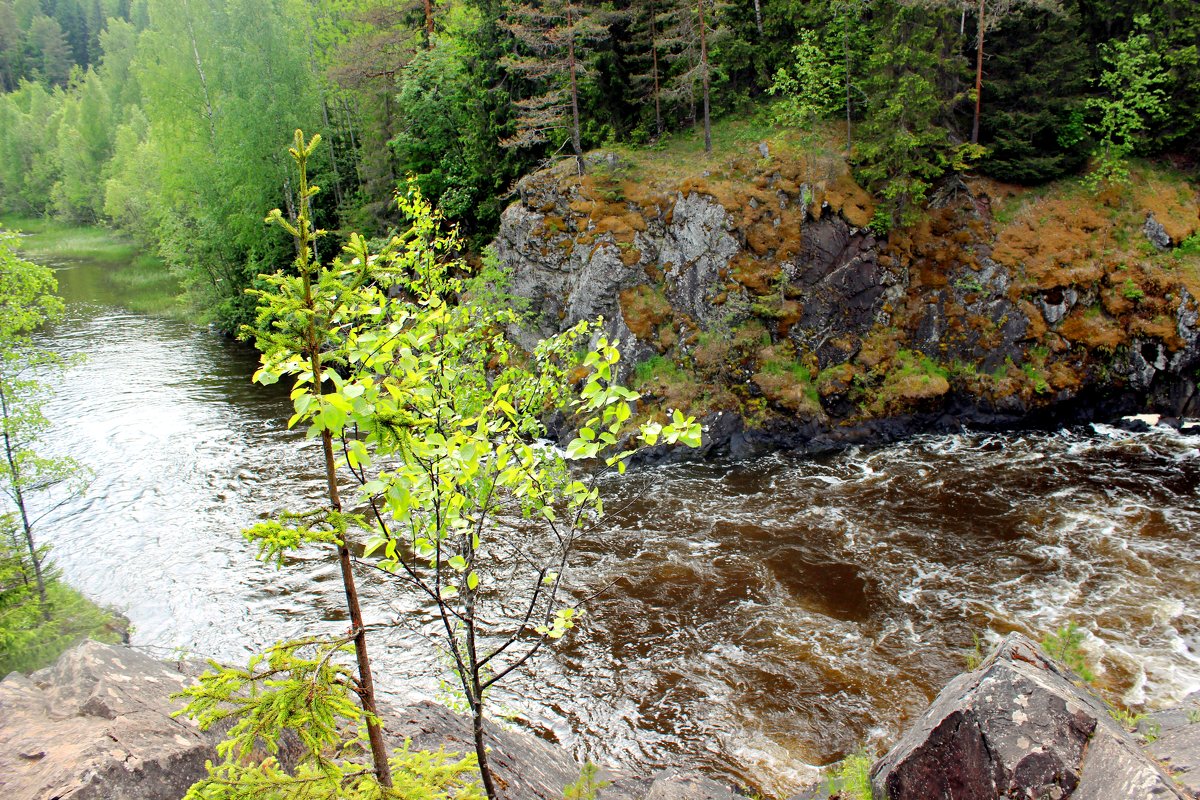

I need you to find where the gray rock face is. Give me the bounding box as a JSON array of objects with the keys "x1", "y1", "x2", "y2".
[
  {"x1": 387, "y1": 701, "x2": 739, "y2": 800},
  {"x1": 1143, "y1": 692, "x2": 1200, "y2": 797},
  {"x1": 0, "y1": 640, "x2": 214, "y2": 800},
  {"x1": 870, "y1": 633, "x2": 1187, "y2": 800},
  {"x1": 1145, "y1": 213, "x2": 1173, "y2": 250},
  {"x1": 657, "y1": 191, "x2": 740, "y2": 325},
  {"x1": 0, "y1": 642, "x2": 740, "y2": 800}
]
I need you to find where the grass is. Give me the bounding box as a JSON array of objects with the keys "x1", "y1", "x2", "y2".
[
  {"x1": 603, "y1": 104, "x2": 847, "y2": 191},
  {"x1": 0, "y1": 215, "x2": 139, "y2": 262},
  {"x1": 107, "y1": 253, "x2": 188, "y2": 318},
  {"x1": 823, "y1": 751, "x2": 874, "y2": 800},
  {"x1": 1, "y1": 214, "x2": 189, "y2": 319}
]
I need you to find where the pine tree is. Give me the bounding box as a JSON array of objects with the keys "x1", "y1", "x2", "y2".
[{"x1": 855, "y1": 3, "x2": 976, "y2": 228}]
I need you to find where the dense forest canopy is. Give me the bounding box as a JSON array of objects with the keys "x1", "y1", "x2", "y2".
[{"x1": 0, "y1": 0, "x2": 1196, "y2": 330}]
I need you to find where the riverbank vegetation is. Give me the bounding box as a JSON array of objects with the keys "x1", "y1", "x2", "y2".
[
  {"x1": 0, "y1": 232, "x2": 121, "y2": 674},
  {"x1": 2, "y1": 215, "x2": 187, "y2": 317},
  {"x1": 0, "y1": 0, "x2": 1196, "y2": 331}
]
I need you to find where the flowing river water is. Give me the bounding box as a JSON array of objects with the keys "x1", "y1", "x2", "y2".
[{"x1": 29, "y1": 253, "x2": 1200, "y2": 798}]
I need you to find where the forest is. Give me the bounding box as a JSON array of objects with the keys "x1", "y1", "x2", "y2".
[{"x1": 0, "y1": 0, "x2": 1197, "y2": 331}]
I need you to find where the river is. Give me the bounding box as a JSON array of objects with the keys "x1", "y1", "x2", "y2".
[{"x1": 30, "y1": 253, "x2": 1200, "y2": 798}]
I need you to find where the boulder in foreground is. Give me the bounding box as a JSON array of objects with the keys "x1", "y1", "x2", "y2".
[{"x1": 870, "y1": 632, "x2": 1187, "y2": 800}]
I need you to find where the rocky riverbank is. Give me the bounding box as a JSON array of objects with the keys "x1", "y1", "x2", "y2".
[
  {"x1": 493, "y1": 149, "x2": 1200, "y2": 458},
  {"x1": 3, "y1": 638, "x2": 1197, "y2": 799}
]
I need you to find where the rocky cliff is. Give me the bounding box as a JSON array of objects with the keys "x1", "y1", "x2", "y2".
[{"x1": 493, "y1": 145, "x2": 1200, "y2": 455}]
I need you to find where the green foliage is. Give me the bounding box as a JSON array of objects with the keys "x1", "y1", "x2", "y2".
[
  {"x1": 1120, "y1": 278, "x2": 1144, "y2": 302},
  {"x1": 1084, "y1": 15, "x2": 1168, "y2": 189},
  {"x1": 235, "y1": 132, "x2": 700, "y2": 798},
  {"x1": 824, "y1": 750, "x2": 873, "y2": 800},
  {"x1": 0, "y1": 228, "x2": 113, "y2": 674},
  {"x1": 768, "y1": 28, "x2": 843, "y2": 130},
  {"x1": 0, "y1": 520, "x2": 121, "y2": 674},
  {"x1": 1187, "y1": 708, "x2": 1200, "y2": 724},
  {"x1": 178, "y1": 640, "x2": 485, "y2": 800},
  {"x1": 976, "y1": 7, "x2": 1091, "y2": 184},
  {"x1": 964, "y1": 632, "x2": 986, "y2": 671},
  {"x1": 633, "y1": 354, "x2": 683, "y2": 385},
  {"x1": 854, "y1": 5, "x2": 976, "y2": 227},
  {"x1": 562, "y1": 762, "x2": 611, "y2": 800},
  {"x1": 1178, "y1": 235, "x2": 1200, "y2": 257},
  {"x1": 1040, "y1": 621, "x2": 1095, "y2": 683}
]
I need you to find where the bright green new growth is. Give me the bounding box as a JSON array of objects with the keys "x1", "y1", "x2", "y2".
[
  {"x1": 768, "y1": 29, "x2": 844, "y2": 130},
  {"x1": 824, "y1": 750, "x2": 873, "y2": 800},
  {"x1": 177, "y1": 639, "x2": 484, "y2": 800},
  {"x1": 183, "y1": 131, "x2": 701, "y2": 800},
  {"x1": 562, "y1": 762, "x2": 611, "y2": 800},
  {"x1": 1040, "y1": 620, "x2": 1095, "y2": 683}
]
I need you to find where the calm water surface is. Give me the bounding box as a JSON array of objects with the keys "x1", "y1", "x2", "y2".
[{"x1": 30, "y1": 255, "x2": 1200, "y2": 798}]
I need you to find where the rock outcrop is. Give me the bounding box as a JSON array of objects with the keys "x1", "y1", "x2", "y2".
[
  {"x1": 869, "y1": 633, "x2": 1187, "y2": 800},
  {"x1": 1142, "y1": 692, "x2": 1200, "y2": 798},
  {"x1": 0, "y1": 640, "x2": 215, "y2": 800},
  {"x1": 0, "y1": 641, "x2": 741, "y2": 800},
  {"x1": 493, "y1": 151, "x2": 1200, "y2": 457}
]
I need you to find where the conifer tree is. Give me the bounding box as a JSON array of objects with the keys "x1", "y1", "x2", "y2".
[
  {"x1": 855, "y1": 3, "x2": 978, "y2": 227},
  {"x1": 500, "y1": 0, "x2": 610, "y2": 173},
  {"x1": 657, "y1": 0, "x2": 725, "y2": 154}
]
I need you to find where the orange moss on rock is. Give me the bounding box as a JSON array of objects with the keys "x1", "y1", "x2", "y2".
[
  {"x1": 731, "y1": 253, "x2": 784, "y2": 296},
  {"x1": 1133, "y1": 176, "x2": 1199, "y2": 244},
  {"x1": 619, "y1": 284, "x2": 673, "y2": 340},
  {"x1": 821, "y1": 171, "x2": 875, "y2": 228},
  {"x1": 1058, "y1": 309, "x2": 1127, "y2": 351},
  {"x1": 1131, "y1": 314, "x2": 1183, "y2": 350},
  {"x1": 993, "y1": 199, "x2": 1111, "y2": 290}
]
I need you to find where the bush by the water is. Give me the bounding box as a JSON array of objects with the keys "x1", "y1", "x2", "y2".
[{"x1": 0, "y1": 517, "x2": 122, "y2": 675}]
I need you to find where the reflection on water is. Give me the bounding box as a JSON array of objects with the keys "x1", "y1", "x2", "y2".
[{"x1": 30, "y1": 256, "x2": 1200, "y2": 798}]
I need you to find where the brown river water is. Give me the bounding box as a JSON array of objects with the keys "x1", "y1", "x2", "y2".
[{"x1": 30, "y1": 255, "x2": 1200, "y2": 798}]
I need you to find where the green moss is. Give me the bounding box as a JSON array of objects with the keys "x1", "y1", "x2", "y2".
[{"x1": 633, "y1": 354, "x2": 681, "y2": 386}]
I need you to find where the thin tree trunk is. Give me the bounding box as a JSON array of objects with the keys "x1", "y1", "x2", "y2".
[
  {"x1": 844, "y1": 5, "x2": 852, "y2": 153},
  {"x1": 752, "y1": 0, "x2": 763, "y2": 36},
  {"x1": 567, "y1": 0, "x2": 584, "y2": 175},
  {"x1": 972, "y1": 0, "x2": 985, "y2": 144},
  {"x1": 320, "y1": 99, "x2": 344, "y2": 208},
  {"x1": 0, "y1": 379, "x2": 49, "y2": 620},
  {"x1": 423, "y1": 0, "x2": 434, "y2": 47},
  {"x1": 464, "y1": 591, "x2": 497, "y2": 799},
  {"x1": 180, "y1": 0, "x2": 216, "y2": 145},
  {"x1": 698, "y1": 0, "x2": 711, "y2": 155},
  {"x1": 651, "y1": 0, "x2": 662, "y2": 137},
  {"x1": 293, "y1": 154, "x2": 392, "y2": 790}
]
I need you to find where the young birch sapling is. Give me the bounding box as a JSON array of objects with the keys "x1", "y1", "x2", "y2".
[{"x1": 182, "y1": 130, "x2": 702, "y2": 800}]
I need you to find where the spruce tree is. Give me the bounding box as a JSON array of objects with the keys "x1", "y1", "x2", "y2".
[{"x1": 500, "y1": 0, "x2": 610, "y2": 173}]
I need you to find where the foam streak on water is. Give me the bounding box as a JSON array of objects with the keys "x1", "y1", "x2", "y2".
[{"x1": 27, "y1": 258, "x2": 1200, "y2": 799}]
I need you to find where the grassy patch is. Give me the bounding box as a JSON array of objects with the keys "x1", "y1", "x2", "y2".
[
  {"x1": 1, "y1": 215, "x2": 138, "y2": 263},
  {"x1": 1, "y1": 216, "x2": 190, "y2": 319},
  {"x1": 823, "y1": 751, "x2": 874, "y2": 800},
  {"x1": 108, "y1": 254, "x2": 188, "y2": 318},
  {"x1": 1, "y1": 529, "x2": 125, "y2": 675}
]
